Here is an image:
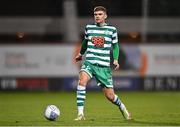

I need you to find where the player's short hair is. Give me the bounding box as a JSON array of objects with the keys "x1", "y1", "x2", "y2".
[{"x1": 94, "y1": 6, "x2": 107, "y2": 13}]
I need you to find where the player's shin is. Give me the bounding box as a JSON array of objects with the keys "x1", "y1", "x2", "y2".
[
  {"x1": 112, "y1": 94, "x2": 122, "y2": 107},
  {"x1": 112, "y1": 94, "x2": 131, "y2": 120},
  {"x1": 112, "y1": 94, "x2": 126, "y2": 110}
]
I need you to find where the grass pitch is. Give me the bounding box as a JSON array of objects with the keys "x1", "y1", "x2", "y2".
[{"x1": 0, "y1": 91, "x2": 180, "y2": 126}]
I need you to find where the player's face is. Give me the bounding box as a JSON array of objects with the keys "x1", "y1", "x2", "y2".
[{"x1": 94, "y1": 11, "x2": 107, "y2": 24}]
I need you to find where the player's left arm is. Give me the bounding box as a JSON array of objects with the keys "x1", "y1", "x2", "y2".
[
  {"x1": 112, "y1": 43, "x2": 120, "y2": 70},
  {"x1": 112, "y1": 27, "x2": 120, "y2": 70}
]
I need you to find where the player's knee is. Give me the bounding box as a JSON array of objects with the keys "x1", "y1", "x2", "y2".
[
  {"x1": 78, "y1": 79, "x2": 87, "y2": 86},
  {"x1": 105, "y1": 93, "x2": 114, "y2": 102}
]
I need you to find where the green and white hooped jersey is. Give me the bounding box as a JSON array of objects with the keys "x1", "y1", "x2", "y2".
[{"x1": 84, "y1": 23, "x2": 118, "y2": 67}]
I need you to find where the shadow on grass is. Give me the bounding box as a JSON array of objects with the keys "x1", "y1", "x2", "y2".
[
  {"x1": 125, "y1": 119, "x2": 180, "y2": 126},
  {"x1": 93, "y1": 117, "x2": 180, "y2": 126}
]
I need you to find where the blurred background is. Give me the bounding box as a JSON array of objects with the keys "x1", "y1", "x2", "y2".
[{"x1": 0, "y1": 0, "x2": 180, "y2": 91}]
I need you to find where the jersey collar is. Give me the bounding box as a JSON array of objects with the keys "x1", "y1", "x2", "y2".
[{"x1": 95, "y1": 22, "x2": 108, "y2": 27}]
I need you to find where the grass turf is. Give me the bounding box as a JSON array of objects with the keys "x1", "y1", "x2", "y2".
[{"x1": 0, "y1": 91, "x2": 180, "y2": 126}]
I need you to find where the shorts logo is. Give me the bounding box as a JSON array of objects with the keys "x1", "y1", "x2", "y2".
[
  {"x1": 82, "y1": 65, "x2": 90, "y2": 70},
  {"x1": 91, "y1": 36, "x2": 105, "y2": 48},
  {"x1": 82, "y1": 65, "x2": 86, "y2": 69},
  {"x1": 86, "y1": 65, "x2": 90, "y2": 70},
  {"x1": 108, "y1": 78, "x2": 112, "y2": 84}
]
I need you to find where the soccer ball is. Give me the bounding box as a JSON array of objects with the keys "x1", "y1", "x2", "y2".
[{"x1": 44, "y1": 105, "x2": 60, "y2": 121}]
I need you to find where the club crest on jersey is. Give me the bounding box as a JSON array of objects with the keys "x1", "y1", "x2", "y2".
[{"x1": 104, "y1": 30, "x2": 110, "y2": 35}]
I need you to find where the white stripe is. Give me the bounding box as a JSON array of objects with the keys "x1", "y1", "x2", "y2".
[
  {"x1": 86, "y1": 24, "x2": 116, "y2": 30},
  {"x1": 112, "y1": 32, "x2": 117, "y2": 37},
  {"x1": 80, "y1": 69, "x2": 92, "y2": 78},
  {"x1": 77, "y1": 95, "x2": 86, "y2": 99},
  {"x1": 97, "y1": 83, "x2": 101, "y2": 86},
  {"x1": 112, "y1": 40, "x2": 118, "y2": 44},
  {"x1": 77, "y1": 91, "x2": 86, "y2": 94},
  {"x1": 112, "y1": 32, "x2": 118, "y2": 44},
  {"x1": 87, "y1": 29, "x2": 113, "y2": 35},
  {"x1": 87, "y1": 41, "x2": 94, "y2": 46},
  {"x1": 97, "y1": 83, "x2": 113, "y2": 88},
  {"x1": 77, "y1": 100, "x2": 84, "y2": 103},
  {"x1": 88, "y1": 41, "x2": 111, "y2": 48},
  {"x1": 87, "y1": 48, "x2": 110, "y2": 54},
  {"x1": 88, "y1": 36, "x2": 112, "y2": 42},
  {"x1": 86, "y1": 60, "x2": 110, "y2": 66},
  {"x1": 86, "y1": 54, "x2": 110, "y2": 60},
  {"x1": 86, "y1": 24, "x2": 97, "y2": 28},
  {"x1": 103, "y1": 26, "x2": 116, "y2": 30}
]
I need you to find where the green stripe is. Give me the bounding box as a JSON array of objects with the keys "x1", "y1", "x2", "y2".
[
  {"x1": 77, "y1": 98, "x2": 85, "y2": 101},
  {"x1": 86, "y1": 57, "x2": 110, "y2": 63},
  {"x1": 86, "y1": 51, "x2": 110, "y2": 57},
  {"x1": 88, "y1": 40, "x2": 112, "y2": 44},
  {"x1": 77, "y1": 103, "x2": 84, "y2": 106},
  {"x1": 88, "y1": 45, "x2": 111, "y2": 50},
  {"x1": 78, "y1": 93, "x2": 86, "y2": 96},
  {"x1": 105, "y1": 41, "x2": 112, "y2": 44},
  {"x1": 87, "y1": 33, "x2": 112, "y2": 38}
]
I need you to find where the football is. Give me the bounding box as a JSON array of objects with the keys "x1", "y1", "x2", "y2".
[{"x1": 44, "y1": 105, "x2": 60, "y2": 121}]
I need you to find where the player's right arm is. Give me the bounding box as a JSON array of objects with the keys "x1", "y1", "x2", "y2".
[{"x1": 75, "y1": 39, "x2": 88, "y2": 62}]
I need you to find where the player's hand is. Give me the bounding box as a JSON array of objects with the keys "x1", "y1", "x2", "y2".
[
  {"x1": 113, "y1": 60, "x2": 119, "y2": 70},
  {"x1": 75, "y1": 53, "x2": 83, "y2": 62}
]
